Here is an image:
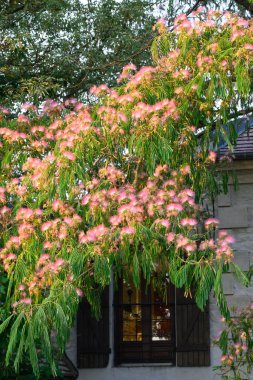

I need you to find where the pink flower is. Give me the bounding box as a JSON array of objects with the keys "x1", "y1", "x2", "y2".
[
  {"x1": 180, "y1": 20, "x2": 192, "y2": 29},
  {"x1": 109, "y1": 215, "x2": 122, "y2": 226},
  {"x1": 52, "y1": 199, "x2": 61, "y2": 211},
  {"x1": 207, "y1": 151, "x2": 217, "y2": 163},
  {"x1": 43, "y1": 241, "x2": 54, "y2": 250},
  {"x1": 205, "y1": 218, "x2": 219, "y2": 228},
  {"x1": 0, "y1": 206, "x2": 11, "y2": 215},
  {"x1": 63, "y1": 217, "x2": 73, "y2": 226},
  {"x1": 244, "y1": 44, "x2": 253, "y2": 51},
  {"x1": 185, "y1": 243, "x2": 196, "y2": 252},
  {"x1": 76, "y1": 288, "x2": 84, "y2": 297},
  {"x1": 38, "y1": 254, "x2": 50, "y2": 263},
  {"x1": 197, "y1": 6, "x2": 205, "y2": 12},
  {"x1": 200, "y1": 239, "x2": 215, "y2": 250},
  {"x1": 166, "y1": 232, "x2": 175, "y2": 243},
  {"x1": 176, "y1": 235, "x2": 190, "y2": 249},
  {"x1": 41, "y1": 221, "x2": 52, "y2": 232},
  {"x1": 218, "y1": 230, "x2": 227, "y2": 238},
  {"x1": 180, "y1": 218, "x2": 197, "y2": 227},
  {"x1": 59, "y1": 230, "x2": 67, "y2": 240},
  {"x1": 221, "y1": 60, "x2": 227, "y2": 67},
  {"x1": 121, "y1": 226, "x2": 135, "y2": 235},
  {"x1": 7, "y1": 253, "x2": 17, "y2": 260},
  {"x1": 205, "y1": 20, "x2": 215, "y2": 28},
  {"x1": 237, "y1": 19, "x2": 249, "y2": 27},
  {"x1": 180, "y1": 165, "x2": 191, "y2": 175},
  {"x1": 81, "y1": 195, "x2": 91, "y2": 206},
  {"x1": 80, "y1": 224, "x2": 108, "y2": 243},
  {"x1": 224, "y1": 235, "x2": 235, "y2": 244},
  {"x1": 155, "y1": 219, "x2": 170, "y2": 228},
  {"x1": 220, "y1": 355, "x2": 227, "y2": 362},
  {"x1": 19, "y1": 298, "x2": 32, "y2": 304},
  {"x1": 17, "y1": 114, "x2": 30, "y2": 124},
  {"x1": 63, "y1": 151, "x2": 76, "y2": 161},
  {"x1": 54, "y1": 258, "x2": 65, "y2": 267},
  {"x1": 166, "y1": 203, "x2": 183, "y2": 212}
]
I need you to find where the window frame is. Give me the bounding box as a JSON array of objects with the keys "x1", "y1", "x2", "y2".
[{"x1": 114, "y1": 276, "x2": 176, "y2": 365}]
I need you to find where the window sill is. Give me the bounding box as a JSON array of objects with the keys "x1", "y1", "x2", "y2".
[{"x1": 117, "y1": 363, "x2": 175, "y2": 367}]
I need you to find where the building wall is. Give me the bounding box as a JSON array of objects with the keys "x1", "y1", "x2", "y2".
[{"x1": 66, "y1": 160, "x2": 253, "y2": 380}]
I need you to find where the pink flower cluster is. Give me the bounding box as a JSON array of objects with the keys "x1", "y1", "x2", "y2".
[
  {"x1": 78, "y1": 165, "x2": 234, "y2": 262},
  {"x1": 132, "y1": 99, "x2": 178, "y2": 122},
  {"x1": 0, "y1": 127, "x2": 27, "y2": 142},
  {"x1": 0, "y1": 187, "x2": 6, "y2": 203},
  {"x1": 117, "y1": 63, "x2": 137, "y2": 83}
]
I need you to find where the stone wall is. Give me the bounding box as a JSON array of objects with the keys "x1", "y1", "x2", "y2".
[
  {"x1": 66, "y1": 160, "x2": 253, "y2": 380},
  {"x1": 217, "y1": 161, "x2": 253, "y2": 310}
]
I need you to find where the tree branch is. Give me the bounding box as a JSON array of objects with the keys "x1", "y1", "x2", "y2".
[
  {"x1": 234, "y1": 0, "x2": 253, "y2": 15},
  {"x1": 186, "y1": 0, "x2": 203, "y2": 16}
]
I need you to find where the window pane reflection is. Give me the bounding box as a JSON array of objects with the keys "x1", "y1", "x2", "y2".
[
  {"x1": 152, "y1": 288, "x2": 172, "y2": 341},
  {"x1": 122, "y1": 279, "x2": 142, "y2": 341}
]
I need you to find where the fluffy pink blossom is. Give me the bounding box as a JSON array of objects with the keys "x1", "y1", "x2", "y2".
[
  {"x1": 155, "y1": 219, "x2": 170, "y2": 228},
  {"x1": 7, "y1": 253, "x2": 17, "y2": 260},
  {"x1": 176, "y1": 235, "x2": 190, "y2": 249},
  {"x1": 166, "y1": 232, "x2": 175, "y2": 243},
  {"x1": 76, "y1": 288, "x2": 84, "y2": 297},
  {"x1": 0, "y1": 206, "x2": 11, "y2": 215},
  {"x1": 81, "y1": 195, "x2": 91, "y2": 205},
  {"x1": 63, "y1": 151, "x2": 76, "y2": 161},
  {"x1": 237, "y1": 19, "x2": 249, "y2": 27},
  {"x1": 38, "y1": 254, "x2": 50, "y2": 263},
  {"x1": 205, "y1": 218, "x2": 219, "y2": 228},
  {"x1": 207, "y1": 151, "x2": 217, "y2": 163},
  {"x1": 166, "y1": 203, "x2": 183, "y2": 212},
  {"x1": 184, "y1": 243, "x2": 196, "y2": 253},
  {"x1": 109, "y1": 215, "x2": 122, "y2": 226},
  {"x1": 181, "y1": 165, "x2": 191, "y2": 175},
  {"x1": 41, "y1": 221, "x2": 52, "y2": 232},
  {"x1": 244, "y1": 44, "x2": 253, "y2": 51},
  {"x1": 121, "y1": 226, "x2": 135, "y2": 235},
  {"x1": 180, "y1": 218, "x2": 197, "y2": 227},
  {"x1": 19, "y1": 298, "x2": 32, "y2": 304}
]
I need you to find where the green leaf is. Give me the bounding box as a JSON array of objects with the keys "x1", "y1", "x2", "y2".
[
  {"x1": 230, "y1": 262, "x2": 249, "y2": 287},
  {"x1": 14, "y1": 322, "x2": 27, "y2": 373},
  {"x1": 219, "y1": 330, "x2": 228, "y2": 353},
  {"x1": 26, "y1": 323, "x2": 39, "y2": 377},
  {"x1": 195, "y1": 265, "x2": 214, "y2": 310},
  {"x1": 0, "y1": 314, "x2": 13, "y2": 334},
  {"x1": 6, "y1": 312, "x2": 24, "y2": 365},
  {"x1": 132, "y1": 253, "x2": 140, "y2": 288}
]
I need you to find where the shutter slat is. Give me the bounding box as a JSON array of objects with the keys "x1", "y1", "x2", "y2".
[
  {"x1": 176, "y1": 288, "x2": 210, "y2": 367},
  {"x1": 77, "y1": 287, "x2": 110, "y2": 368}
]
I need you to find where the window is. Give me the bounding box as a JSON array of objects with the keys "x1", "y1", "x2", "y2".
[
  {"x1": 77, "y1": 280, "x2": 210, "y2": 369},
  {"x1": 114, "y1": 277, "x2": 176, "y2": 365}
]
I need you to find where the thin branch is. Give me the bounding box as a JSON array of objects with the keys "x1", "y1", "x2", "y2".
[
  {"x1": 234, "y1": 0, "x2": 253, "y2": 15},
  {"x1": 186, "y1": 0, "x2": 203, "y2": 16},
  {"x1": 67, "y1": 37, "x2": 154, "y2": 94}
]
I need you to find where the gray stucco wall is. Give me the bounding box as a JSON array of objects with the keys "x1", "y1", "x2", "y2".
[{"x1": 66, "y1": 160, "x2": 253, "y2": 380}]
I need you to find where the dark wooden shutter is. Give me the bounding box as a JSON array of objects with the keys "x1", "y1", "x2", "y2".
[
  {"x1": 77, "y1": 287, "x2": 110, "y2": 368},
  {"x1": 176, "y1": 288, "x2": 210, "y2": 367}
]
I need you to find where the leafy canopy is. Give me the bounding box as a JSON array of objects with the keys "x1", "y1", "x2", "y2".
[
  {"x1": 0, "y1": 8, "x2": 252, "y2": 376},
  {"x1": 1, "y1": 0, "x2": 253, "y2": 110},
  {"x1": 0, "y1": 0, "x2": 161, "y2": 108}
]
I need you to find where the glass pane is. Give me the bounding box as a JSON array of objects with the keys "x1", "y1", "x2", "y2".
[
  {"x1": 122, "y1": 279, "x2": 142, "y2": 341},
  {"x1": 152, "y1": 287, "x2": 172, "y2": 341}
]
